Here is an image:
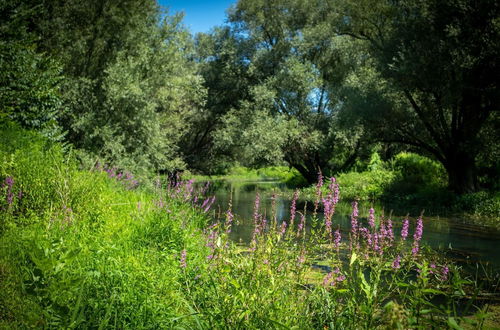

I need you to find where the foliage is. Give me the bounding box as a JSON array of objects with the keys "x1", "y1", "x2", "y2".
[
  {"x1": 0, "y1": 126, "x2": 496, "y2": 328},
  {"x1": 0, "y1": 126, "x2": 211, "y2": 327},
  {"x1": 0, "y1": 1, "x2": 64, "y2": 140},
  {"x1": 1, "y1": 0, "x2": 206, "y2": 174},
  {"x1": 328, "y1": 0, "x2": 500, "y2": 193},
  {"x1": 188, "y1": 166, "x2": 307, "y2": 187}
]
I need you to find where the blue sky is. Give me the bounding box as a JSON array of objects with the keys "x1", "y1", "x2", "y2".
[{"x1": 159, "y1": 0, "x2": 236, "y2": 34}]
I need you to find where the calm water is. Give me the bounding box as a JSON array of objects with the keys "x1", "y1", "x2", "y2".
[{"x1": 206, "y1": 180, "x2": 500, "y2": 270}]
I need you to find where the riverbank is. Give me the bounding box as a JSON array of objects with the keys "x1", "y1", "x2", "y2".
[
  {"x1": 189, "y1": 163, "x2": 499, "y2": 224},
  {"x1": 1, "y1": 126, "x2": 499, "y2": 328}
]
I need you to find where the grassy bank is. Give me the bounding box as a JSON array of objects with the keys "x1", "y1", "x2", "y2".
[
  {"x1": 1, "y1": 125, "x2": 498, "y2": 328},
  {"x1": 299, "y1": 153, "x2": 500, "y2": 221},
  {"x1": 187, "y1": 166, "x2": 307, "y2": 186}
]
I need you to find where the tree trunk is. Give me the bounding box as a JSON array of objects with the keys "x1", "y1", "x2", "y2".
[{"x1": 444, "y1": 152, "x2": 479, "y2": 194}]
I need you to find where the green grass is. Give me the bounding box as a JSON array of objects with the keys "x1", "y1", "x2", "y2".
[
  {"x1": 1, "y1": 125, "x2": 497, "y2": 328},
  {"x1": 187, "y1": 165, "x2": 307, "y2": 186}
]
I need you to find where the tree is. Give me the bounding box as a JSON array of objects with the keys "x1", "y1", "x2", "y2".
[
  {"x1": 8, "y1": 0, "x2": 206, "y2": 173},
  {"x1": 0, "y1": 0, "x2": 63, "y2": 140},
  {"x1": 328, "y1": 0, "x2": 499, "y2": 193},
  {"x1": 205, "y1": 0, "x2": 366, "y2": 182}
]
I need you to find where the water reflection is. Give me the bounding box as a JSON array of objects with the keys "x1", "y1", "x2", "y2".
[{"x1": 205, "y1": 180, "x2": 500, "y2": 269}]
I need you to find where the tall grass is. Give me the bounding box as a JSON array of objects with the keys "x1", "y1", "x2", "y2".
[{"x1": 0, "y1": 125, "x2": 494, "y2": 328}]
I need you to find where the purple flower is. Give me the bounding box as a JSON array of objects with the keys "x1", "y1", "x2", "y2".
[
  {"x1": 5, "y1": 176, "x2": 13, "y2": 187},
  {"x1": 412, "y1": 244, "x2": 420, "y2": 256},
  {"x1": 413, "y1": 216, "x2": 423, "y2": 242},
  {"x1": 290, "y1": 190, "x2": 299, "y2": 227},
  {"x1": 401, "y1": 218, "x2": 409, "y2": 240},
  {"x1": 323, "y1": 272, "x2": 333, "y2": 286},
  {"x1": 368, "y1": 208, "x2": 375, "y2": 229},
  {"x1": 280, "y1": 220, "x2": 287, "y2": 236},
  {"x1": 226, "y1": 209, "x2": 234, "y2": 233},
  {"x1": 180, "y1": 249, "x2": 187, "y2": 268},
  {"x1": 334, "y1": 229, "x2": 341, "y2": 250},
  {"x1": 297, "y1": 214, "x2": 306, "y2": 236},
  {"x1": 314, "y1": 171, "x2": 324, "y2": 213},
  {"x1": 387, "y1": 219, "x2": 394, "y2": 242},
  {"x1": 360, "y1": 227, "x2": 372, "y2": 246},
  {"x1": 442, "y1": 265, "x2": 449, "y2": 280},
  {"x1": 373, "y1": 233, "x2": 381, "y2": 255},
  {"x1": 392, "y1": 255, "x2": 401, "y2": 269},
  {"x1": 351, "y1": 201, "x2": 359, "y2": 236},
  {"x1": 323, "y1": 268, "x2": 345, "y2": 287},
  {"x1": 412, "y1": 216, "x2": 423, "y2": 256}
]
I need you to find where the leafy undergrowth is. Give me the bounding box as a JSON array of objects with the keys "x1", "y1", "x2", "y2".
[
  {"x1": 0, "y1": 125, "x2": 211, "y2": 328},
  {"x1": 1, "y1": 125, "x2": 497, "y2": 328}
]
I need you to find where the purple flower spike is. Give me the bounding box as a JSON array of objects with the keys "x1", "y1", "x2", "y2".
[
  {"x1": 392, "y1": 255, "x2": 401, "y2": 269},
  {"x1": 413, "y1": 216, "x2": 423, "y2": 242},
  {"x1": 351, "y1": 201, "x2": 359, "y2": 235},
  {"x1": 368, "y1": 208, "x2": 375, "y2": 229},
  {"x1": 226, "y1": 209, "x2": 234, "y2": 233},
  {"x1": 290, "y1": 190, "x2": 299, "y2": 227},
  {"x1": 442, "y1": 265, "x2": 449, "y2": 280},
  {"x1": 180, "y1": 249, "x2": 187, "y2": 268},
  {"x1": 5, "y1": 176, "x2": 14, "y2": 187},
  {"x1": 334, "y1": 229, "x2": 341, "y2": 250},
  {"x1": 401, "y1": 218, "x2": 409, "y2": 240}
]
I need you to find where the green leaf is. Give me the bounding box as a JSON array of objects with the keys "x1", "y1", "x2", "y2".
[
  {"x1": 350, "y1": 252, "x2": 358, "y2": 266},
  {"x1": 447, "y1": 317, "x2": 463, "y2": 330}
]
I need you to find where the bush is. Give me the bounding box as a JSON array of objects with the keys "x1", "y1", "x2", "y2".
[
  {"x1": 336, "y1": 169, "x2": 396, "y2": 202},
  {"x1": 455, "y1": 191, "x2": 500, "y2": 219}
]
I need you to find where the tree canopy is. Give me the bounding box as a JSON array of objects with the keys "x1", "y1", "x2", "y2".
[{"x1": 1, "y1": 0, "x2": 498, "y2": 192}]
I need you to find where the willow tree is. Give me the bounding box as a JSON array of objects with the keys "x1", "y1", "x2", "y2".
[
  {"x1": 328, "y1": 0, "x2": 499, "y2": 193},
  {"x1": 207, "y1": 0, "x2": 366, "y2": 182}
]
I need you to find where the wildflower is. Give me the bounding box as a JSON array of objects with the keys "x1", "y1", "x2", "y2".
[
  {"x1": 413, "y1": 216, "x2": 423, "y2": 242},
  {"x1": 203, "y1": 196, "x2": 215, "y2": 213},
  {"x1": 412, "y1": 216, "x2": 423, "y2": 256},
  {"x1": 180, "y1": 249, "x2": 187, "y2": 268},
  {"x1": 323, "y1": 272, "x2": 333, "y2": 286},
  {"x1": 442, "y1": 265, "x2": 449, "y2": 280},
  {"x1": 429, "y1": 263, "x2": 436, "y2": 274},
  {"x1": 351, "y1": 201, "x2": 359, "y2": 236},
  {"x1": 360, "y1": 227, "x2": 372, "y2": 246},
  {"x1": 314, "y1": 171, "x2": 324, "y2": 213},
  {"x1": 334, "y1": 229, "x2": 341, "y2": 250},
  {"x1": 323, "y1": 198, "x2": 333, "y2": 234},
  {"x1": 290, "y1": 190, "x2": 299, "y2": 227},
  {"x1": 387, "y1": 219, "x2": 394, "y2": 242},
  {"x1": 4, "y1": 176, "x2": 14, "y2": 206},
  {"x1": 392, "y1": 255, "x2": 401, "y2": 269},
  {"x1": 324, "y1": 268, "x2": 345, "y2": 287},
  {"x1": 226, "y1": 209, "x2": 234, "y2": 233},
  {"x1": 368, "y1": 208, "x2": 375, "y2": 229},
  {"x1": 401, "y1": 218, "x2": 409, "y2": 240},
  {"x1": 297, "y1": 214, "x2": 306, "y2": 236},
  {"x1": 373, "y1": 233, "x2": 382, "y2": 255},
  {"x1": 280, "y1": 220, "x2": 287, "y2": 236}
]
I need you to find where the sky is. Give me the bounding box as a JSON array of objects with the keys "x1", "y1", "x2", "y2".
[{"x1": 159, "y1": 0, "x2": 236, "y2": 34}]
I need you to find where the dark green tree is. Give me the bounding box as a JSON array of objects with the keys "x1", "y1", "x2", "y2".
[
  {"x1": 328, "y1": 0, "x2": 499, "y2": 193},
  {"x1": 0, "y1": 0, "x2": 63, "y2": 140}
]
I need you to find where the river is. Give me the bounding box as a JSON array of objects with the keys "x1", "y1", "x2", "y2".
[{"x1": 205, "y1": 180, "x2": 500, "y2": 271}]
